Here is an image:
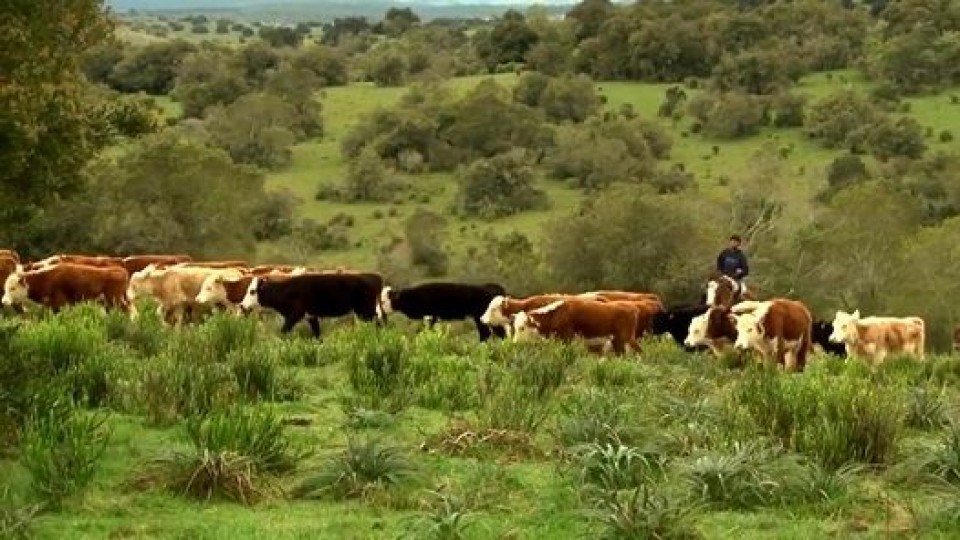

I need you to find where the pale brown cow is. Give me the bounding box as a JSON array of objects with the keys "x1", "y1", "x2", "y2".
[
  {"x1": 829, "y1": 310, "x2": 925, "y2": 364},
  {"x1": 732, "y1": 299, "x2": 813, "y2": 372},
  {"x1": 32, "y1": 254, "x2": 124, "y2": 270},
  {"x1": 128, "y1": 264, "x2": 246, "y2": 324},
  {"x1": 122, "y1": 254, "x2": 193, "y2": 274},
  {"x1": 2, "y1": 263, "x2": 130, "y2": 313},
  {"x1": 512, "y1": 298, "x2": 640, "y2": 354}
]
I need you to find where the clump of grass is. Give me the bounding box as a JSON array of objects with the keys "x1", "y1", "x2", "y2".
[
  {"x1": 19, "y1": 406, "x2": 110, "y2": 507},
  {"x1": 292, "y1": 438, "x2": 420, "y2": 501},
  {"x1": 409, "y1": 490, "x2": 477, "y2": 540},
  {"x1": 405, "y1": 353, "x2": 480, "y2": 412},
  {"x1": 575, "y1": 443, "x2": 667, "y2": 493},
  {"x1": 0, "y1": 488, "x2": 40, "y2": 539},
  {"x1": 139, "y1": 352, "x2": 239, "y2": 425},
  {"x1": 587, "y1": 357, "x2": 647, "y2": 388},
  {"x1": 229, "y1": 345, "x2": 301, "y2": 402},
  {"x1": 905, "y1": 386, "x2": 948, "y2": 430},
  {"x1": 274, "y1": 338, "x2": 323, "y2": 367},
  {"x1": 342, "y1": 406, "x2": 398, "y2": 430},
  {"x1": 476, "y1": 369, "x2": 554, "y2": 434},
  {"x1": 589, "y1": 486, "x2": 703, "y2": 540},
  {"x1": 345, "y1": 326, "x2": 411, "y2": 412},
  {"x1": 104, "y1": 308, "x2": 166, "y2": 357},
  {"x1": 134, "y1": 408, "x2": 298, "y2": 504},
  {"x1": 486, "y1": 340, "x2": 577, "y2": 399},
  {"x1": 554, "y1": 389, "x2": 642, "y2": 449},
  {"x1": 422, "y1": 421, "x2": 543, "y2": 460},
  {"x1": 196, "y1": 313, "x2": 259, "y2": 358}
]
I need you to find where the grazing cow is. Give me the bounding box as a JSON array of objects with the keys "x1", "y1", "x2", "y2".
[
  {"x1": 812, "y1": 320, "x2": 846, "y2": 356},
  {"x1": 480, "y1": 294, "x2": 577, "y2": 334},
  {"x1": 379, "y1": 282, "x2": 507, "y2": 340},
  {"x1": 954, "y1": 323, "x2": 960, "y2": 352},
  {"x1": 683, "y1": 307, "x2": 737, "y2": 357},
  {"x1": 829, "y1": 310, "x2": 925, "y2": 364},
  {"x1": 2, "y1": 263, "x2": 130, "y2": 313},
  {"x1": 731, "y1": 299, "x2": 813, "y2": 372},
  {"x1": 652, "y1": 304, "x2": 709, "y2": 351},
  {"x1": 122, "y1": 254, "x2": 192, "y2": 275},
  {"x1": 239, "y1": 273, "x2": 382, "y2": 336},
  {"x1": 512, "y1": 298, "x2": 640, "y2": 354},
  {"x1": 128, "y1": 265, "x2": 246, "y2": 324}
]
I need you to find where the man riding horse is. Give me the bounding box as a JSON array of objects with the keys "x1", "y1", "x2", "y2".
[{"x1": 707, "y1": 235, "x2": 751, "y2": 308}]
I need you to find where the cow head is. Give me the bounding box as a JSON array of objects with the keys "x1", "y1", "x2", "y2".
[
  {"x1": 2, "y1": 273, "x2": 28, "y2": 306},
  {"x1": 480, "y1": 295, "x2": 509, "y2": 327},
  {"x1": 705, "y1": 280, "x2": 719, "y2": 306},
  {"x1": 683, "y1": 312, "x2": 710, "y2": 348},
  {"x1": 733, "y1": 312, "x2": 763, "y2": 350},
  {"x1": 829, "y1": 309, "x2": 860, "y2": 344},
  {"x1": 378, "y1": 286, "x2": 397, "y2": 317},
  {"x1": 239, "y1": 277, "x2": 262, "y2": 312},
  {"x1": 196, "y1": 275, "x2": 227, "y2": 305},
  {"x1": 511, "y1": 311, "x2": 541, "y2": 342}
]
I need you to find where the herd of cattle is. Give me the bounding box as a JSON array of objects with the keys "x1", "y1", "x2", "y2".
[{"x1": 0, "y1": 250, "x2": 941, "y2": 372}]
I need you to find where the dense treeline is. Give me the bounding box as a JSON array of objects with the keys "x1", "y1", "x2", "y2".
[{"x1": 6, "y1": 0, "x2": 960, "y2": 348}]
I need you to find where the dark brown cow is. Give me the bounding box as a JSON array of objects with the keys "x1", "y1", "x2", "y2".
[
  {"x1": 732, "y1": 299, "x2": 813, "y2": 372},
  {"x1": 122, "y1": 254, "x2": 193, "y2": 274},
  {"x1": 512, "y1": 298, "x2": 640, "y2": 354},
  {"x1": 2, "y1": 263, "x2": 130, "y2": 313},
  {"x1": 582, "y1": 290, "x2": 664, "y2": 310}
]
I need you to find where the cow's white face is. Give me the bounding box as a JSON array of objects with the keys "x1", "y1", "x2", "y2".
[
  {"x1": 684, "y1": 312, "x2": 710, "y2": 347},
  {"x1": 830, "y1": 310, "x2": 860, "y2": 344},
  {"x1": 733, "y1": 313, "x2": 763, "y2": 350},
  {"x1": 480, "y1": 295, "x2": 507, "y2": 326},
  {"x1": 511, "y1": 311, "x2": 541, "y2": 342},
  {"x1": 705, "y1": 280, "x2": 718, "y2": 305},
  {"x1": 196, "y1": 275, "x2": 226, "y2": 305},
  {"x1": 240, "y1": 277, "x2": 261, "y2": 311},
  {"x1": 2, "y1": 273, "x2": 27, "y2": 306},
  {"x1": 379, "y1": 286, "x2": 394, "y2": 315}
]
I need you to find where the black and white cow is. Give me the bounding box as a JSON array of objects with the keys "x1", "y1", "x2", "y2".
[
  {"x1": 651, "y1": 304, "x2": 710, "y2": 352},
  {"x1": 379, "y1": 281, "x2": 508, "y2": 340},
  {"x1": 812, "y1": 319, "x2": 846, "y2": 356},
  {"x1": 240, "y1": 272, "x2": 383, "y2": 337}
]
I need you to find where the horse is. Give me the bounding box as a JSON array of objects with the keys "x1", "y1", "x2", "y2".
[{"x1": 705, "y1": 274, "x2": 756, "y2": 309}]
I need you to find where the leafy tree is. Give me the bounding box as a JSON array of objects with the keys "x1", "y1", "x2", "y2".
[
  {"x1": 250, "y1": 189, "x2": 299, "y2": 241},
  {"x1": 547, "y1": 125, "x2": 640, "y2": 190},
  {"x1": 321, "y1": 17, "x2": 373, "y2": 46},
  {"x1": 539, "y1": 74, "x2": 601, "y2": 123},
  {"x1": 688, "y1": 91, "x2": 766, "y2": 139},
  {"x1": 109, "y1": 39, "x2": 198, "y2": 94},
  {"x1": 805, "y1": 90, "x2": 881, "y2": 149},
  {"x1": 205, "y1": 93, "x2": 299, "y2": 169},
  {"x1": 215, "y1": 19, "x2": 231, "y2": 34},
  {"x1": 821, "y1": 153, "x2": 869, "y2": 201},
  {"x1": 342, "y1": 147, "x2": 392, "y2": 202},
  {"x1": 769, "y1": 92, "x2": 806, "y2": 128},
  {"x1": 262, "y1": 65, "x2": 324, "y2": 139},
  {"x1": 864, "y1": 116, "x2": 927, "y2": 161},
  {"x1": 455, "y1": 231, "x2": 546, "y2": 296},
  {"x1": 456, "y1": 150, "x2": 548, "y2": 218},
  {"x1": 525, "y1": 41, "x2": 572, "y2": 76},
  {"x1": 171, "y1": 49, "x2": 249, "y2": 118},
  {"x1": 379, "y1": 7, "x2": 420, "y2": 36},
  {"x1": 191, "y1": 23, "x2": 209, "y2": 34},
  {"x1": 710, "y1": 47, "x2": 805, "y2": 95},
  {"x1": 291, "y1": 45, "x2": 349, "y2": 86},
  {"x1": 513, "y1": 71, "x2": 551, "y2": 107},
  {"x1": 235, "y1": 41, "x2": 281, "y2": 85},
  {"x1": 84, "y1": 132, "x2": 266, "y2": 258},
  {"x1": 566, "y1": 0, "x2": 615, "y2": 42},
  {"x1": 365, "y1": 46, "x2": 409, "y2": 87},
  {"x1": 97, "y1": 92, "x2": 161, "y2": 138},
  {"x1": 474, "y1": 10, "x2": 539, "y2": 71},
  {"x1": 0, "y1": 0, "x2": 112, "y2": 248},
  {"x1": 81, "y1": 41, "x2": 125, "y2": 84},
  {"x1": 258, "y1": 26, "x2": 302, "y2": 48},
  {"x1": 405, "y1": 208, "x2": 449, "y2": 277}
]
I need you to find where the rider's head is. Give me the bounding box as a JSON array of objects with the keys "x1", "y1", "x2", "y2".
[{"x1": 728, "y1": 235, "x2": 742, "y2": 249}]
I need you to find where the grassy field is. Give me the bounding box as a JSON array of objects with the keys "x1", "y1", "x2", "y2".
[
  {"x1": 2, "y1": 307, "x2": 960, "y2": 539},
  {"x1": 234, "y1": 68, "x2": 960, "y2": 271}
]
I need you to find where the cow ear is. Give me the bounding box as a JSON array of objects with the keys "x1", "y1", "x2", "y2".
[{"x1": 852, "y1": 309, "x2": 860, "y2": 319}]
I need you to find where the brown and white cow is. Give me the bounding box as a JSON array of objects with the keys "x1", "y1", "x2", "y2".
[
  {"x1": 828, "y1": 309, "x2": 925, "y2": 364},
  {"x1": 581, "y1": 290, "x2": 664, "y2": 309},
  {"x1": 127, "y1": 264, "x2": 246, "y2": 324},
  {"x1": 731, "y1": 299, "x2": 813, "y2": 372},
  {"x1": 160, "y1": 260, "x2": 249, "y2": 270},
  {"x1": 30, "y1": 254, "x2": 124, "y2": 270},
  {"x1": 195, "y1": 267, "x2": 305, "y2": 312},
  {"x1": 2, "y1": 263, "x2": 131, "y2": 313},
  {"x1": 122, "y1": 254, "x2": 193, "y2": 275},
  {"x1": 683, "y1": 307, "x2": 738, "y2": 357},
  {"x1": 0, "y1": 250, "x2": 21, "y2": 264},
  {"x1": 480, "y1": 294, "x2": 577, "y2": 334},
  {"x1": 512, "y1": 298, "x2": 640, "y2": 354}
]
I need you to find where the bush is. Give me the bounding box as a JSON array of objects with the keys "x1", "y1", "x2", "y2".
[
  {"x1": 687, "y1": 91, "x2": 766, "y2": 139},
  {"x1": 904, "y1": 386, "x2": 949, "y2": 430},
  {"x1": 555, "y1": 389, "x2": 643, "y2": 448},
  {"x1": 589, "y1": 486, "x2": 703, "y2": 540},
  {"x1": 345, "y1": 326, "x2": 411, "y2": 412},
  {"x1": 941, "y1": 130, "x2": 954, "y2": 143},
  {"x1": 229, "y1": 345, "x2": 300, "y2": 402},
  {"x1": 575, "y1": 443, "x2": 667, "y2": 493},
  {"x1": 184, "y1": 408, "x2": 299, "y2": 474},
  {"x1": 19, "y1": 407, "x2": 110, "y2": 507},
  {"x1": 770, "y1": 92, "x2": 806, "y2": 128},
  {"x1": 139, "y1": 351, "x2": 239, "y2": 425},
  {"x1": 805, "y1": 90, "x2": 881, "y2": 149},
  {"x1": 539, "y1": 74, "x2": 601, "y2": 123},
  {"x1": 863, "y1": 116, "x2": 927, "y2": 161},
  {"x1": 456, "y1": 150, "x2": 548, "y2": 218}
]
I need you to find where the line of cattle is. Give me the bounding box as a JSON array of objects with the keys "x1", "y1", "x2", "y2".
[{"x1": 0, "y1": 250, "x2": 941, "y2": 372}]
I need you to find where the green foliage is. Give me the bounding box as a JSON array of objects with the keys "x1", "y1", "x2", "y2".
[
  {"x1": 822, "y1": 153, "x2": 869, "y2": 201},
  {"x1": 339, "y1": 147, "x2": 394, "y2": 203},
  {"x1": 205, "y1": 92, "x2": 299, "y2": 169},
  {"x1": 250, "y1": 189, "x2": 299, "y2": 241},
  {"x1": 555, "y1": 389, "x2": 642, "y2": 448},
  {"x1": 539, "y1": 74, "x2": 601, "y2": 123},
  {"x1": 84, "y1": 131, "x2": 266, "y2": 258},
  {"x1": 863, "y1": 116, "x2": 927, "y2": 161},
  {"x1": 769, "y1": 91, "x2": 806, "y2": 128},
  {"x1": 474, "y1": 10, "x2": 539, "y2": 71},
  {"x1": 139, "y1": 349, "x2": 239, "y2": 425},
  {"x1": 904, "y1": 386, "x2": 949, "y2": 430},
  {"x1": 589, "y1": 486, "x2": 703, "y2": 540},
  {"x1": 0, "y1": 487, "x2": 40, "y2": 540},
  {"x1": 365, "y1": 45, "x2": 409, "y2": 87},
  {"x1": 456, "y1": 150, "x2": 548, "y2": 218},
  {"x1": 291, "y1": 45, "x2": 349, "y2": 86},
  {"x1": 687, "y1": 91, "x2": 766, "y2": 140},
  {"x1": 805, "y1": 90, "x2": 881, "y2": 150},
  {"x1": 345, "y1": 326, "x2": 411, "y2": 412},
  {"x1": 258, "y1": 26, "x2": 302, "y2": 47},
  {"x1": 575, "y1": 443, "x2": 666, "y2": 492},
  {"x1": 109, "y1": 40, "x2": 198, "y2": 94},
  {"x1": 171, "y1": 49, "x2": 249, "y2": 118},
  {"x1": 292, "y1": 438, "x2": 419, "y2": 501},
  {"x1": 184, "y1": 408, "x2": 298, "y2": 474},
  {"x1": 19, "y1": 407, "x2": 110, "y2": 507},
  {"x1": 404, "y1": 208, "x2": 450, "y2": 277},
  {"x1": 236, "y1": 41, "x2": 281, "y2": 85},
  {"x1": 513, "y1": 71, "x2": 551, "y2": 107}
]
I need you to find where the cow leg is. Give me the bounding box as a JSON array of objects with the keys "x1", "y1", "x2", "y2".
[
  {"x1": 490, "y1": 324, "x2": 507, "y2": 339},
  {"x1": 473, "y1": 316, "x2": 492, "y2": 341},
  {"x1": 307, "y1": 316, "x2": 321, "y2": 338},
  {"x1": 280, "y1": 312, "x2": 305, "y2": 335}
]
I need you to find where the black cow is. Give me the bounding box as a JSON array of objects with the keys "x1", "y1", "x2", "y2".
[
  {"x1": 240, "y1": 272, "x2": 382, "y2": 337},
  {"x1": 651, "y1": 304, "x2": 709, "y2": 352},
  {"x1": 812, "y1": 319, "x2": 846, "y2": 356},
  {"x1": 379, "y1": 281, "x2": 507, "y2": 341}
]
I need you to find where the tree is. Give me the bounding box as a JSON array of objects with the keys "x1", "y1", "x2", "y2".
[
  {"x1": 205, "y1": 93, "x2": 299, "y2": 169},
  {"x1": 81, "y1": 40, "x2": 125, "y2": 84},
  {"x1": 687, "y1": 91, "x2": 766, "y2": 139},
  {"x1": 769, "y1": 92, "x2": 806, "y2": 128},
  {"x1": 84, "y1": 132, "x2": 267, "y2": 258},
  {"x1": 342, "y1": 147, "x2": 391, "y2": 202},
  {"x1": 262, "y1": 65, "x2": 325, "y2": 139},
  {"x1": 864, "y1": 116, "x2": 927, "y2": 161},
  {"x1": 321, "y1": 17, "x2": 373, "y2": 46},
  {"x1": 258, "y1": 26, "x2": 302, "y2": 48},
  {"x1": 474, "y1": 10, "x2": 539, "y2": 71},
  {"x1": 513, "y1": 71, "x2": 551, "y2": 107},
  {"x1": 108, "y1": 39, "x2": 198, "y2": 94},
  {"x1": 805, "y1": 90, "x2": 882, "y2": 149},
  {"x1": 235, "y1": 40, "x2": 281, "y2": 85},
  {"x1": 379, "y1": 7, "x2": 420, "y2": 36},
  {"x1": 365, "y1": 46, "x2": 408, "y2": 87},
  {"x1": 525, "y1": 41, "x2": 572, "y2": 76},
  {"x1": 456, "y1": 150, "x2": 548, "y2": 218},
  {"x1": 171, "y1": 49, "x2": 249, "y2": 118},
  {"x1": 821, "y1": 154, "x2": 869, "y2": 201},
  {"x1": 547, "y1": 125, "x2": 640, "y2": 190},
  {"x1": 291, "y1": 45, "x2": 349, "y2": 86},
  {"x1": 0, "y1": 0, "x2": 112, "y2": 249},
  {"x1": 566, "y1": 0, "x2": 615, "y2": 42},
  {"x1": 249, "y1": 189, "x2": 299, "y2": 241},
  {"x1": 539, "y1": 75, "x2": 601, "y2": 123},
  {"x1": 405, "y1": 208, "x2": 449, "y2": 277}
]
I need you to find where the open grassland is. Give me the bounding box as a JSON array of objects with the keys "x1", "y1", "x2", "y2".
[
  {"x1": 239, "y1": 69, "x2": 960, "y2": 270},
  {"x1": 3, "y1": 306, "x2": 960, "y2": 538}
]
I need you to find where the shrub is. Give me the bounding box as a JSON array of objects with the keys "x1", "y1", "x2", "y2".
[
  {"x1": 456, "y1": 150, "x2": 548, "y2": 218},
  {"x1": 940, "y1": 130, "x2": 954, "y2": 143},
  {"x1": 589, "y1": 486, "x2": 703, "y2": 540},
  {"x1": 555, "y1": 389, "x2": 642, "y2": 448},
  {"x1": 405, "y1": 353, "x2": 480, "y2": 412},
  {"x1": 19, "y1": 407, "x2": 110, "y2": 507},
  {"x1": 229, "y1": 345, "x2": 300, "y2": 402},
  {"x1": 291, "y1": 438, "x2": 419, "y2": 500},
  {"x1": 539, "y1": 74, "x2": 601, "y2": 123},
  {"x1": 139, "y1": 351, "x2": 239, "y2": 425},
  {"x1": 345, "y1": 326, "x2": 411, "y2": 412},
  {"x1": 687, "y1": 91, "x2": 765, "y2": 139},
  {"x1": 184, "y1": 408, "x2": 299, "y2": 474},
  {"x1": 805, "y1": 90, "x2": 881, "y2": 149},
  {"x1": 905, "y1": 386, "x2": 949, "y2": 430},
  {"x1": 575, "y1": 443, "x2": 667, "y2": 493},
  {"x1": 476, "y1": 369, "x2": 554, "y2": 434},
  {"x1": 137, "y1": 450, "x2": 267, "y2": 504}
]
